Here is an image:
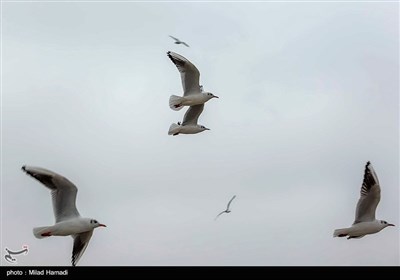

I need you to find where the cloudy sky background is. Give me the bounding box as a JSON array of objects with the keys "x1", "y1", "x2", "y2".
[{"x1": 1, "y1": 1, "x2": 399, "y2": 266}]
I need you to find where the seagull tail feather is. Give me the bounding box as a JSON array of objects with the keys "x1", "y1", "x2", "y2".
[
  {"x1": 168, "y1": 123, "x2": 181, "y2": 135},
  {"x1": 169, "y1": 95, "x2": 184, "y2": 111},
  {"x1": 333, "y1": 228, "x2": 349, "y2": 238},
  {"x1": 33, "y1": 226, "x2": 53, "y2": 239}
]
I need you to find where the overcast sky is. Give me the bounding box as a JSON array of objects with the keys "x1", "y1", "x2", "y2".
[{"x1": 1, "y1": 1, "x2": 399, "y2": 266}]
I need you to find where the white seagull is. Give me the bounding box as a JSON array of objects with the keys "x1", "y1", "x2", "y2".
[
  {"x1": 215, "y1": 195, "x2": 236, "y2": 220},
  {"x1": 22, "y1": 165, "x2": 106, "y2": 266},
  {"x1": 333, "y1": 161, "x2": 395, "y2": 239},
  {"x1": 169, "y1": 35, "x2": 190, "y2": 47},
  {"x1": 167, "y1": 51, "x2": 218, "y2": 111},
  {"x1": 168, "y1": 104, "x2": 210, "y2": 136}
]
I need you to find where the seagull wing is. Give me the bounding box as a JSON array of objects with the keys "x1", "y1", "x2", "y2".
[
  {"x1": 71, "y1": 230, "x2": 93, "y2": 266},
  {"x1": 353, "y1": 161, "x2": 381, "y2": 224},
  {"x1": 169, "y1": 35, "x2": 180, "y2": 42},
  {"x1": 226, "y1": 195, "x2": 236, "y2": 211},
  {"x1": 182, "y1": 42, "x2": 190, "y2": 47},
  {"x1": 182, "y1": 104, "x2": 204, "y2": 125},
  {"x1": 167, "y1": 51, "x2": 200, "y2": 96},
  {"x1": 22, "y1": 165, "x2": 80, "y2": 223},
  {"x1": 214, "y1": 211, "x2": 226, "y2": 221}
]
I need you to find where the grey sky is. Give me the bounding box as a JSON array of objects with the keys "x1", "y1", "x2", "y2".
[{"x1": 1, "y1": 1, "x2": 399, "y2": 266}]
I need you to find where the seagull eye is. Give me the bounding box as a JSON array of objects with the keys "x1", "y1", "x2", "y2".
[{"x1": 94, "y1": 220, "x2": 98, "y2": 224}]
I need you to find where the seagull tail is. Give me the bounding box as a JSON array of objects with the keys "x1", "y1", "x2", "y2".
[
  {"x1": 333, "y1": 228, "x2": 349, "y2": 238},
  {"x1": 168, "y1": 123, "x2": 181, "y2": 135},
  {"x1": 33, "y1": 226, "x2": 53, "y2": 239},
  {"x1": 169, "y1": 95, "x2": 184, "y2": 111}
]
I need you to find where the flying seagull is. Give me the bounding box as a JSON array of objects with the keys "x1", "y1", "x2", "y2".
[
  {"x1": 167, "y1": 51, "x2": 218, "y2": 111},
  {"x1": 168, "y1": 104, "x2": 210, "y2": 136},
  {"x1": 333, "y1": 161, "x2": 395, "y2": 239},
  {"x1": 169, "y1": 35, "x2": 190, "y2": 47},
  {"x1": 21, "y1": 165, "x2": 106, "y2": 266},
  {"x1": 215, "y1": 195, "x2": 236, "y2": 220}
]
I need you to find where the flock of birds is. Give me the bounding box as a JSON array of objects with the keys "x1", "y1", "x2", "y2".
[{"x1": 19, "y1": 35, "x2": 395, "y2": 266}]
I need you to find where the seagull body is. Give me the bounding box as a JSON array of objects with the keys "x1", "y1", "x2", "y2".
[
  {"x1": 169, "y1": 35, "x2": 190, "y2": 47},
  {"x1": 22, "y1": 165, "x2": 106, "y2": 266},
  {"x1": 168, "y1": 104, "x2": 210, "y2": 136},
  {"x1": 333, "y1": 161, "x2": 394, "y2": 239},
  {"x1": 215, "y1": 195, "x2": 236, "y2": 220},
  {"x1": 167, "y1": 51, "x2": 218, "y2": 111}
]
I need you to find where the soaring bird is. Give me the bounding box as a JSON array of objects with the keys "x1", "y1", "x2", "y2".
[
  {"x1": 167, "y1": 51, "x2": 218, "y2": 111},
  {"x1": 22, "y1": 165, "x2": 106, "y2": 266},
  {"x1": 333, "y1": 161, "x2": 395, "y2": 239},
  {"x1": 215, "y1": 195, "x2": 236, "y2": 220},
  {"x1": 168, "y1": 104, "x2": 210, "y2": 136},
  {"x1": 169, "y1": 35, "x2": 190, "y2": 47}
]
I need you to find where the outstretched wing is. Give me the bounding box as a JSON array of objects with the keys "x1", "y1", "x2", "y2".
[
  {"x1": 214, "y1": 211, "x2": 226, "y2": 221},
  {"x1": 353, "y1": 161, "x2": 381, "y2": 224},
  {"x1": 71, "y1": 231, "x2": 93, "y2": 266},
  {"x1": 169, "y1": 35, "x2": 180, "y2": 42},
  {"x1": 182, "y1": 105, "x2": 204, "y2": 125},
  {"x1": 226, "y1": 195, "x2": 236, "y2": 211},
  {"x1": 182, "y1": 42, "x2": 190, "y2": 47},
  {"x1": 22, "y1": 165, "x2": 80, "y2": 223},
  {"x1": 167, "y1": 51, "x2": 200, "y2": 96}
]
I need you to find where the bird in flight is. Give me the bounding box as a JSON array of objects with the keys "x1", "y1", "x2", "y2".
[
  {"x1": 167, "y1": 51, "x2": 218, "y2": 111},
  {"x1": 215, "y1": 195, "x2": 236, "y2": 220},
  {"x1": 168, "y1": 104, "x2": 210, "y2": 136},
  {"x1": 22, "y1": 165, "x2": 106, "y2": 266},
  {"x1": 169, "y1": 35, "x2": 190, "y2": 47},
  {"x1": 333, "y1": 161, "x2": 395, "y2": 239}
]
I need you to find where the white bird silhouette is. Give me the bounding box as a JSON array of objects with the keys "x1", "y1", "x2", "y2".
[
  {"x1": 333, "y1": 161, "x2": 395, "y2": 239},
  {"x1": 215, "y1": 195, "x2": 236, "y2": 220},
  {"x1": 22, "y1": 166, "x2": 106, "y2": 266},
  {"x1": 167, "y1": 51, "x2": 218, "y2": 111},
  {"x1": 168, "y1": 104, "x2": 210, "y2": 136}
]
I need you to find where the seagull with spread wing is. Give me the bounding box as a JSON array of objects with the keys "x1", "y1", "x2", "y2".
[
  {"x1": 215, "y1": 195, "x2": 236, "y2": 221},
  {"x1": 167, "y1": 51, "x2": 218, "y2": 111},
  {"x1": 333, "y1": 161, "x2": 395, "y2": 239},
  {"x1": 22, "y1": 166, "x2": 106, "y2": 266},
  {"x1": 168, "y1": 104, "x2": 210, "y2": 136},
  {"x1": 169, "y1": 35, "x2": 190, "y2": 47}
]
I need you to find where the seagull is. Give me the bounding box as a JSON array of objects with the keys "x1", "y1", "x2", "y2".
[
  {"x1": 168, "y1": 104, "x2": 210, "y2": 136},
  {"x1": 333, "y1": 161, "x2": 395, "y2": 239},
  {"x1": 215, "y1": 195, "x2": 236, "y2": 220},
  {"x1": 21, "y1": 165, "x2": 106, "y2": 266},
  {"x1": 169, "y1": 35, "x2": 190, "y2": 47},
  {"x1": 167, "y1": 51, "x2": 218, "y2": 111}
]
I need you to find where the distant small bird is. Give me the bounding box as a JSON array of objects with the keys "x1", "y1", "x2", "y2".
[
  {"x1": 22, "y1": 165, "x2": 106, "y2": 266},
  {"x1": 168, "y1": 104, "x2": 210, "y2": 136},
  {"x1": 167, "y1": 51, "x2": 218, "y2": 111},
  {"x1": 169, "y1": 35, "x2": 190, "y2": 47},
  {"x1": 215, "y1": 195, "x2": 236, "y2": 220},
  {"x1": 333, "y1": 161, "x2": 395, "y2": 239}
]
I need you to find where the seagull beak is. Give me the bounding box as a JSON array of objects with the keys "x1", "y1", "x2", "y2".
[
  {"x1": 388, "y1": 224, "x2": 395, "y2": 227},
  {"x1": 99, "y1": 224, "x2": 107, "y2": 227},
  {"x1": 205, "y1": 128, "x2": 210, "y2": 130},
  {"x1": 213, "y1": 95, "x2": 219, "y2": 99}
]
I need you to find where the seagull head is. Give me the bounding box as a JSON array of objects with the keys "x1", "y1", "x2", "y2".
[
  {"x1": 380, "y1": 220, "x2": 395, "y2": 228},
  {"x1": 89, "y1": 218, "x2": 107, "y2": 229},
  {"x1": 199, "y1": 125, "x2": 210, "y2": 131},
  {"x1": 205, "y1": 92, "x2": 219, "y2": 100}
]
